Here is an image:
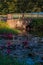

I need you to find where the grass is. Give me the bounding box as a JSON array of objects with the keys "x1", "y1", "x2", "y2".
[
  {"x1": 0, "y1": 27, "x2": 21, "y2": 34},
  {"x1": 0, "y1": 21, "x2": 21, "y2": 34}
]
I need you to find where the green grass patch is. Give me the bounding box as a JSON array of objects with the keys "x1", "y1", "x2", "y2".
[
  {"x1": 0, "y1": 28, "x2": 20, "y2": 34},
  {"x1": 0, "y1": 21, "x2": 21, "y2": 34}
]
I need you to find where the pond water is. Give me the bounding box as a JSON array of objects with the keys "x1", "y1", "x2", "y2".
[{"x1": 0, "y1": 33, "x2": 43, "y2": 65}]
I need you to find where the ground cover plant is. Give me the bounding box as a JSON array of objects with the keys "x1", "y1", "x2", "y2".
[{"x1": 0, "y1": 21, "x2": 21, "y2": 34}]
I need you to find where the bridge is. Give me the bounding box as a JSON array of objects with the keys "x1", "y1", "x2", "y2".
[
  {"x1": 0, "y1": 12, "x2": 43, "y2": 18},
  {"x1": 13, "y1": 13, "x2": 43, "y2": 18}
]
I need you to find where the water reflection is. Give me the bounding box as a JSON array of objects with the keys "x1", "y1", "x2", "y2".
[{"x1": 0, "y1": 33, "x2": 43, "y2": 64}]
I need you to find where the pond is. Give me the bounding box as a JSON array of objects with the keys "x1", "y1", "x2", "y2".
[{"x1": 0, "y1": 32, "x2": 43, "y2": 65}]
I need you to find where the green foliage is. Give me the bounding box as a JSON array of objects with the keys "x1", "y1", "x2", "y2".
[
  {"x1": 0, "y1": 0, "x2": 43, "y2": 14},
  {"x1": 30, "y1": 18, "x2": 43, "y2": 36},
  {"x1": 31, "y1": 19, "x2": 43, "y2": 30}
]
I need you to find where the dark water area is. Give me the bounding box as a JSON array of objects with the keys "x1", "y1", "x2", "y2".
[{"x1": 0, "y1": 31, "x2": 43, "y2": 65}]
